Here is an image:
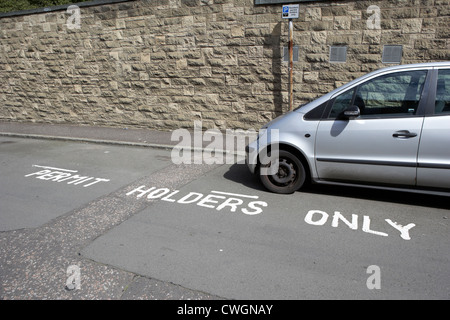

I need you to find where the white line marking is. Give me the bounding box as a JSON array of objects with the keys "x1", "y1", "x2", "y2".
[
  {"x1": 32, "y1": 165, "x2": 78, "y2": 173},
  {"x1": 211, "y1": 190, "x2": 259, "y2": 199}
]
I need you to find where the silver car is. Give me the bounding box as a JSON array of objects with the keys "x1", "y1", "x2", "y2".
[{"x1": 246, "y1": 62, "x2": 450, "y2": 195}]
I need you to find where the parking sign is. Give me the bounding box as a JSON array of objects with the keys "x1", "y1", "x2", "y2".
[{"x1": 282, "y1": 4, "x2": 299, "y2": 19}]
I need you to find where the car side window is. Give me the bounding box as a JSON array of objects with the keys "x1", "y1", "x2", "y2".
[
  {"x1": 356, "y1": 70, "x2": 427, "y2": 118},
  {"x1": 435, "y1": 69, "x2": 450, "y2": 114},
  {"x1": 328, "y1": 88, "x2": 355, "y2": 119}
]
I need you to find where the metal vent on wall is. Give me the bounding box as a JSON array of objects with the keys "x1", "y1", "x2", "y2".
[
  {"x1": 382, "y1": 45, "x2": 403, "y2": 64},
  {"x1": 329, "y1": 46, "x2": 347, "y2": 63},
  {"x1": 283, "y1": 46, "x2": 299, "y2": 62}
]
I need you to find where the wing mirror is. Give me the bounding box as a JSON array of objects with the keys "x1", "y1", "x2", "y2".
[{"x1": 341, "y1": 105, "x2": 360, "y2": 119}]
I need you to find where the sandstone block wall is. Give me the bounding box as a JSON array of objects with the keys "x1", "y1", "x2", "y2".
[{"x1": 0, "y1": 0, "x2": 449, "y2": 130}]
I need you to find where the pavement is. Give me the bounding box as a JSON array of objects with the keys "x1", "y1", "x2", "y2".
[
  {"x1": 0, "y1": 121, "x2": 256, "y2": 155},
  {"x1": 0, "y1": 121, "x2": 180, "y2": 149}
]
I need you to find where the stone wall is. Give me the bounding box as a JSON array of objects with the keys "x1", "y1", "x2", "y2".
[{"x1": 0, "y1": 0, "x2": 449, "y2": 130}]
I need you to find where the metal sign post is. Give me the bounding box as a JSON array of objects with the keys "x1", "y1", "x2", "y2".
[
  {"x1": 288, "y1": 18, "x2": 294, "y2": 111},
  {"x1": 282, "y1": 4, "x2": 299, "y2": 111}
]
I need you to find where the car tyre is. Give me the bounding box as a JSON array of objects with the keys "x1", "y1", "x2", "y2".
[{"x1": 259, "y1": 150, "x2": 306, "y2": 194}]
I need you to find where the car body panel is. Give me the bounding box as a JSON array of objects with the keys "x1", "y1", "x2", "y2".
[
  {"x1": 314, "y1": 117, "x2": 424, "y2": 185},
  {"x1": 246, "y1": 111, "x2": 318, "y2": 175},
  {"x1": 417, "y1": 115, "x2": 450, "y2": 188}
]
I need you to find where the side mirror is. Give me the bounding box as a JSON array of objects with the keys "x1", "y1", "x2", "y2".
[{"x1": 341, "y1": 105, "x2": 360, "y2": 119}]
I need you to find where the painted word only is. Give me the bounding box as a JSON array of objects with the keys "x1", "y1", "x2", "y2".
[
  {"x1": 126, "y1": 185, "x2": 268, "y2": 215},
  {"x1": 25, "y1": 165, "x2": 110, "y2": 188},
  {"x1": 305, "y1": 210, "x2": 416, "y2": 240}
]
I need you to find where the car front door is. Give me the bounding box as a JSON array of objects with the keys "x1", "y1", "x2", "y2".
[
  {"x1": 314, "y1": 69, "x2": 429, "y2": 186},
  {"x1": 417, "y1": 68, "x2": 450, "y2": 189}
]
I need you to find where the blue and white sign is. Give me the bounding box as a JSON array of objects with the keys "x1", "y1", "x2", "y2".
[{"x1": 282, "y1": 4, "x2": 300, "y2": 19}]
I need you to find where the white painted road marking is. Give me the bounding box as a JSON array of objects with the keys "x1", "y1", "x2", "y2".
[
  {"x1": 32, "y1": 165, "x2": 78, "y2": 173},
  {"x1": 126, "y1": 185, "x2": 268, "y2": 215},
  {"x1": 125, "y1": 186, "x2": 417, "y2": 239},
  {"x1": 25, "y1": 165, "x2": 110, "y2": 188},
  {"x1": 211, "y1": 190, "x2": 259, "y2": 199},
  {"x1": 305, "y1": 210, "x2": 416, "y2": 240}
]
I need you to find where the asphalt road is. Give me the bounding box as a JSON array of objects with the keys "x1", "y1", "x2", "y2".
[{"x1": 1, "y1": 136, "x2": 449, "y2": 300}]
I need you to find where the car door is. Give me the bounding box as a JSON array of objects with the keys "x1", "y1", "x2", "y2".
[
  {"x1": 417, "y1": 68, "x2": 450, "y2": 189},
  {"x1": 314, "y1": 69, "x2": 429, "y2": 186}
]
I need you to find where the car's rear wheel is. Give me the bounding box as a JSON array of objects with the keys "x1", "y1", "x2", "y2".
[{"x1": 259, "y1": 150, "x2": 306, "y2": 194}]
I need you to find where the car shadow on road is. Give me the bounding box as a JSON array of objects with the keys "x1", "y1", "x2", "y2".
[
  {"x1": 223, "y1": 163, "x2": 450, "y2": 210},
  {"x1": 223, "y1": 162, "x2": 268, "y2": 193}
]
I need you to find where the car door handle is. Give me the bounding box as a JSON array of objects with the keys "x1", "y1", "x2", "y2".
[{"x1": 393, "y1": 130, "x2": 417, "y2": 138}]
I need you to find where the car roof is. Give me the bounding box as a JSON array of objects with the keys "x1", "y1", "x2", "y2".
[
  {"x1": 372, "y1": 61, "x2": 450, "y2": 73},
  {"x1": 336, "y1": 61, "x2": 450, "y2": 93}
]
